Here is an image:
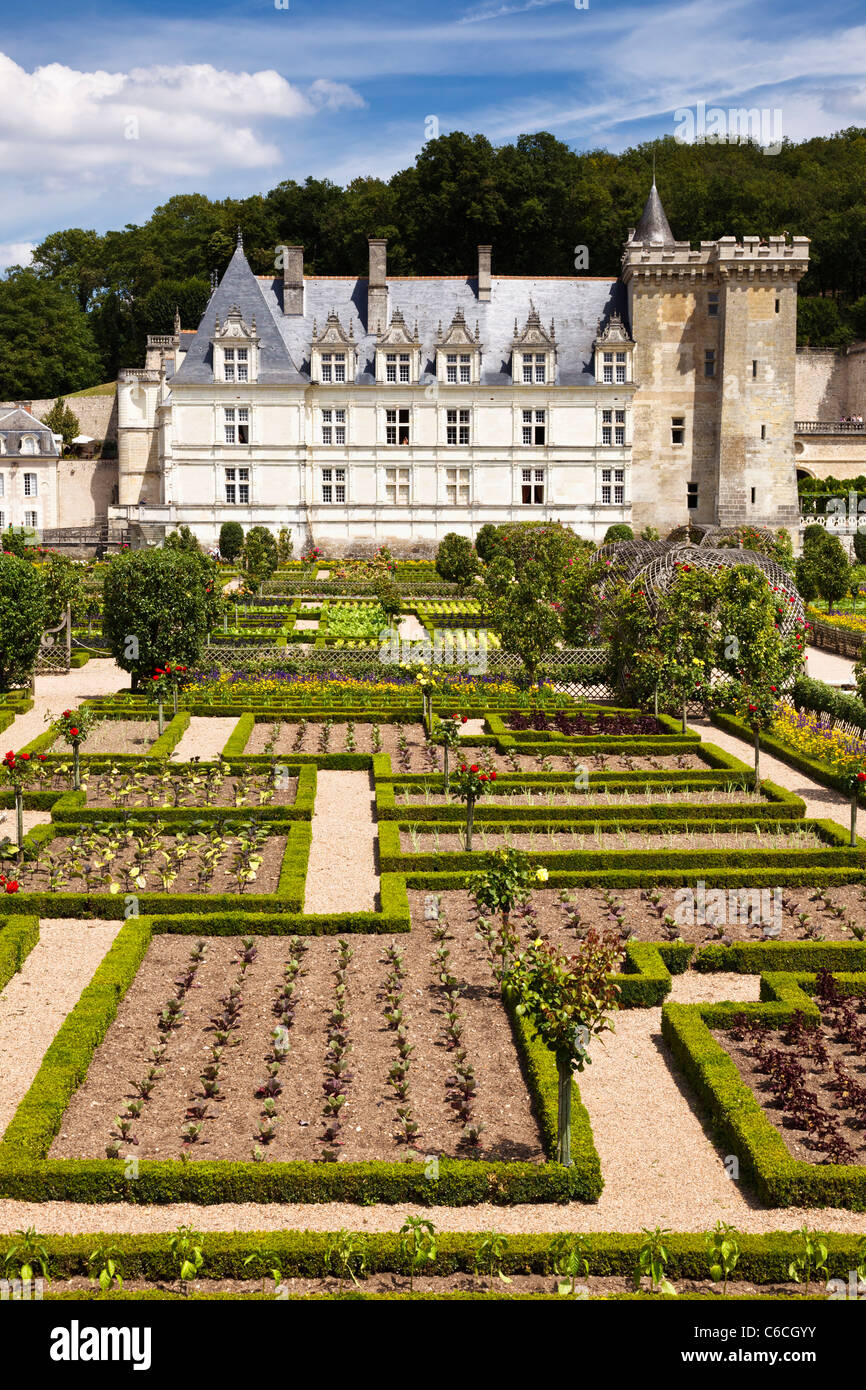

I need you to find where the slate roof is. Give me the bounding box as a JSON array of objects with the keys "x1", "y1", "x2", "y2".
[
  {"x1": 172, "y1": 244, "x2": 626, "y2": 388},
  {"x1": 0, "y1": 406, "x2": 59, "y2": 455}
]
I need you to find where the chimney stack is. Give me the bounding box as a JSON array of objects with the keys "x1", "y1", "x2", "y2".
[
  {"x1": 282, "y1": 245, "x2": 304, "y2": 316},
  {"x1": 478, "y1": 245, "x2": 492, "y2": 301},
  {"x1": 368, "y1": 237, "x2": 388, "y2": 333}
]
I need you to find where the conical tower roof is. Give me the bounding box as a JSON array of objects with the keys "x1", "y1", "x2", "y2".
[{"x1": 631, "y1": 181, "x2": 675, "y2": 246}]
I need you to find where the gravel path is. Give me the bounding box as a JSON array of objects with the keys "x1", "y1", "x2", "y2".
[
  {"x1": 2, "y1": 659, "x2": 128, "y2": 751},
  {"x1": 303, "y1": 771, "x2": 379, "y2": 913},
  {"x1": 805, "y1": 645, "x2": 856, "y2": 687},
  {"x1": 691, "y1": 717, "x2": 862, "y2": 832},
  {"x1": 0, "y1": 919, "x2": 120, "y2": 1138},
  {"x1": 170, "y1": 717, "x2": 240, "y2": 762}
]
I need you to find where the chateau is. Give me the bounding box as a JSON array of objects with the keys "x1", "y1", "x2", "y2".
[{"x1": 109, "y1": 184, "x2": 812, "y2": 551}]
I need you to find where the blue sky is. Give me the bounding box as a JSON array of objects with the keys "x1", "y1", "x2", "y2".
[{"x1": 0, "y1": 0, "x2": 864, "y2": 266}]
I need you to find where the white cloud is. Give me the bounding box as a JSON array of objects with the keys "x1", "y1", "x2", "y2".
[
  {"x1": 0, "y1": 241, "x2": 35, "y2": 272},
  {"x1": 0, "y1": 53, "x2": 365, "y2": 192}
]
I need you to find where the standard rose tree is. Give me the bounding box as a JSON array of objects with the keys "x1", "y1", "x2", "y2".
[
  {"x1": 504, "y1": 930, "x2": 623, "y2": 1167},
  {"x1": 0, "y1": 749, "x2": 35, "y2": 854},
  {"x1": 46, "y1": 706, "x2": 100, "y2": 790},
  {"x1": 438, "y1": 712, "x2": 468, "y2": 791},
  {"x1": 452, "y1": 761, "x2": 496, "y2": 851}
]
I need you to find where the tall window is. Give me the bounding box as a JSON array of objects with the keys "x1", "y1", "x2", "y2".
[
  {"x1": 602, "y1": 466, "x2": 625, "y2": 505},
  {"x1": 0, "y1": 474, "x2": 5, "y2": 498},
  {"x1": 602, "y1": 351, "x2": 613, "y2": 384},
  {"x1": 385, "y1": 408, "x2": 410, "y2": 445},
  {"x1": 708, "y1": 291, "x2": 719, "y2": 317},
  {"x1": 522, "y1": 353, "x2": 546, "y2": 384},
  {"x1": 321, "y1": 352, "x2": 347, "y2": 384},
  {"x1": 445, "y1": 467, "x2": 470, "y2": 505},
  {"x1": 322, "y1": 409, "x2": 346, "y2": 445},
  {"x1": 385, "y1": 466, "x2": 410, "y2": 504},
  {"x1": 321, "y1": 467, "x2": 346, "y2": 504},
  {"x1": 614, "y1": 468, "x2": 625, "y2": 505},
  {"x1": 224, "y1": 348, "x2": 235, "y2": 382},
  {"x1": 615, "y1": 351, "x2": 627, "y2": 384},
  {"x1": 445, "y1": 353, "x2": 472, "y2": 384},
  {"x1": 522, "y1": 409, "x2": 546, "y2": 445},
  {"x1": 601, "y1": 468, "x2": 612, "y2": 504},
  {"x1": 224, "y1": 467, "x2": 249, "y2": 504},
  {"x1": 704, "y1": 348, "x2": 716, "y2": 378},
  {"x1": 521, "y1": 467, "x2": 545, "y2": 504},
  {"x1": 687, "y1": 481, "x2": 699, "y2": 510},
  {"x1": 237, "y1": 348, "x2": 248, "y2": 383},
  {"x1": 386, "y1": 352, "x2": 410, "y2": 383},
  {"x1": 24, "y1": 511, "x2": 38, "y2": 529},
  {"x1": 446, "y1": 409, "x2": 470, "y2": 445},
  {"x1": 671, "y1": 416, "x2": 686, "y2": 446},
  {"x1": 224, "y1": 408, "x2": 250, "y2": 445},
  {"x1": 601, "y1": 409, "x2": 625, "y2": 445},
  {"x1": 23, "y1": 472, "x2": 37, "y2": 497}
]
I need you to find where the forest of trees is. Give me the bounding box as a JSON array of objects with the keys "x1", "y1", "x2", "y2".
[{"x1": 3, "y1": 126, "x2": 866, "y2": 397}]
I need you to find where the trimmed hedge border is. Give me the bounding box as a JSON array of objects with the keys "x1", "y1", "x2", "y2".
[
  {"x1": 2, "y1": 1229, "x2": 864, "y2": 1282},
  {"x1": 0, "y1": 914, "x2": 39, "y2": 992},
  {"x1": 662, "y1": 971, "x2": 866, "y2": 1210},
  {"x1": 692, "y1": 940, "x2": 866, "y2": 974},
  {"x1": 0, "y1": 917, "x2": 601, "y2": 1205},
  {"x1": 712, "y1": 708, "x2": 866, "y2": 809}
]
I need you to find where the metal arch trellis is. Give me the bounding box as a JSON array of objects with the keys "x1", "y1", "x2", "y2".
[
  {"x1": 632, "y1": 545, "x2": 804, "y2": 635},
  {"x1": 35, "y1": 607, "x2": 71, "y2": 674}
]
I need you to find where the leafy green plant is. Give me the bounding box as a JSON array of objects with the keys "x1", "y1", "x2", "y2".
[
  {"x1": 705, "y1": 1221, "x2": 740, "y2": 1295},
  {"x1": 551, "y1": 1232, "x2": 591, "y2": 1297},
  {"x1": 788, "y1": 1225, "x2": 829, "y2": 1294},
  {"x1": 636, "y1": 1227, "x2": 676, "y2": 1295},
  {"x1": 473, "y1": 1231, "x2": 511, "y2": 1284},
  {"x1": 167, "y1": 1225, "x2": 204, "y2": 1294},
  {"x1": 399, "y1": 1216, "x2": 437, "y2": 1293},
  {"x1": 87, "y1": 1244, "x2": 124, "y2": 1294},
  {"x1": 326, "y1": 1230, "x2": 369, "y2": 1294},
  {"x1": 3, "y1": 1227, "x2": 50, "y2": 1285}
]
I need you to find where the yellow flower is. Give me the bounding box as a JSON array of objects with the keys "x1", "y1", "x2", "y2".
[{"x1": 536, "y1": 867, "x2": 549, "y2": 882}]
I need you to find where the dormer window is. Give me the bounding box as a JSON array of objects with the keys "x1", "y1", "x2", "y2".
[
  {"x1": 434, "y1": 309, "x2": 481, "y2": 386},
  {"x1": 212, "y1": 306, "x2": 259, "y2": 385},
  {"x1": 511, "y1": 307, "x2": 556, "y2": 387},
  {"x1": 593, "y1": 312, "x2": 634, "y2": 386},
  {"x1": 386, "y1": 352, "x2": 411, "y2": 384},
  {"x1": 21, "y1": 436, "x2": 36, "y2": 455},
  {"x1": 522, "y1": 353, "x2": 546, "y2": 384},
  {"x1": 311, "y1": 315, "x2": 356, "y2": 385}
]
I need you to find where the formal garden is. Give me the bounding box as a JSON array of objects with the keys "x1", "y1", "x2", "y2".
[{"x1": 1, "y1": 518, "x2": 866, "y2": 1301}]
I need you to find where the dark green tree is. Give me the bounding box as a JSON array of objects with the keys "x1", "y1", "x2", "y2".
[
  {"x1": 102, "y1": 549, "x2": 212, "y2": 685},
  {"x1": 435, "y1": 533, "x2": 480, "y2": 592},
  {"x1": 39, "y1": 397, "x2": 80, "y2": 451},
  {"x1": 0, "y1": 271, "x2": 103, "y2": 397},
  {"x1": 242, "y1": 526, "x2": 279, "y2": 589},
  {"x1": 0, "y1": 555, "x2": 47, "y2": 689},
  {"x1": 219, "y1": 522, "x2": 244, "y2": 562}
]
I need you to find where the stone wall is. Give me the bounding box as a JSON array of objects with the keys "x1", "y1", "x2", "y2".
[
  {"x1": 0, "y1": 392, "x2": 117, "y2": 442},
  {"x1": 795, "y1": 344, "x2": 866, "y2": 421}
]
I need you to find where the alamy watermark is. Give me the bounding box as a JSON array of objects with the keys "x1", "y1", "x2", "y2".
[
  {"x1": 379, "y1": 628, "x2": 491, "y2": 674},
  {"x1": 674, "y1": 102, "x2": 783, "y2": 157},
  {"x1": 673, "y1": 881, "x2": 782, "y2": 932}
]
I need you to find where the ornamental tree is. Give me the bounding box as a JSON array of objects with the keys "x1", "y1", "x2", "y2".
[
  {"x1": 560, "y1": 551, "x2": 607, "y2": 647},
  {"x1": 102, "y1": 549, "x2": 211, "y2": 687},
  {"x1": 795, "y1": 532, "x2": 850, "y2": 613},
  {"x1": 0, "y1": 748, "x2": 36, "y2": 851},
  {"x1": 435, "y1": 533, "x2": 480, "y2": 594},
  {"x1": 503, "y1": 930, "x2": 623, "y2": 1166},
  {"x1": 47, "y1": 705, "x2": 100, "y2": 790},
  {"x1": 0, "y1": 554, "x2": 47, "y2": 691},
  {"x1": 218, "y1": 521, "x2": 244, "y2": 562},
  {"x1": 242, "y1": 526, "x2": 279, "y2": 591},
  {"x1": 489, "y1": 559, "x2": 563, "y2": 685},
  {"x1": 452, "y1": 761, "x2": 495, "y2": 850},
  {"x1": 38, "y1": 551, "x2": 85, "y2": 629},
  {"x1": 438, "y1": 711, "x2": 467, "y2": 790},
  {"x1": 837, "y1": 763, "x2": 866, "y2": 847}
]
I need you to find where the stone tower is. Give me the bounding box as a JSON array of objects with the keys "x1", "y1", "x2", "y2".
[{"x1": 621, "y1": 182, "x2": 809, "y2": 535}]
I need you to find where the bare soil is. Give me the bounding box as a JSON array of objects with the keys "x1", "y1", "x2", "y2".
[
  {"x1": 77, "y1": 770, "x2": 299, "y2": 810},
  {"x1": 409, "y1": 886, "x2": 866, "y2": 947},
  {"x1": 400, "y1": 827, "x2": 824, "y2": 853},
  {"x1": 48, "y1": 720, "x2": 160, "y2": 755},
  {"x1": 50, "y1": 930, "x2": 544, "y2": 1164},
  {"x1": 393, "y1": 787, "x2": 765, "y2": 809}
]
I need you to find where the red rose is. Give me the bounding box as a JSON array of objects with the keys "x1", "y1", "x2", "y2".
[
  {"x1": 490, "y1": 770, "x2": 497, "y2": 780},
  {"x1": 38, "y1": 755, "x2": 46, "y2": 761},
  {"x1": 479, "y1": 773, "x2": 488, "y2": 781},
  {"x1": 461, "y1": 716, "x2": 468, "y2": 724},
  {"x1": 62, "y1": 711, "x2": 71, "y2": 717},
  {"x1": 5, "y1": 881, "x2": 18, "y2": 894},
  {"x1": 858, "y1": 773, "x2": 866, "y2": 783},
  {"x1": 70, "y1": 728, "x2": 79, "y2": 738},
  {"x1": 20, "y1": 753, "x2": 29, "y2": 761},
  {"x1": 470, "y1": 764, "x2": 479, "y2": 773},
  {"x1": 460, "y1": 764, "x2": 467, "y2": 772},
  {"x1": 748, "y1": 705, "x2": 757, "y2": 712}
]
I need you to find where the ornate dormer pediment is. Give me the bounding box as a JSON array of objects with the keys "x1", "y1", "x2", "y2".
[
  {"x1": 213, "y1": 305, "x2": 258, "y2": 343},
  {"x1": 512, "y1": 304, "x2": 556, "y2": 351},
  {"x1": 512, "y1": 304, "x2": 556, "y2": 385},
  {"x1": 593, "y1": 311, "x2": 634, "y2": 349},
  {"x1": 311, "y1": 311, "x2": 356, "y2": 384},
  {"x1": 436, "y1": 307, "x2": 482, "y2": 385},
  {"x1": 593, "y1": 310, "x2": 634, "y2": 385},
  {"x1": 377, "y1": 307, "x2": 420, "y2": 348},
  {"x1": 375, "y1": 308, "x2": 422, "y2": 384}
]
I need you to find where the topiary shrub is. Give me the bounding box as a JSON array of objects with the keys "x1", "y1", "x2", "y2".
[
  {"x1": 603, "y1": 524, "x2": 634, "y2": 543},
  {"x1": 853, "y1": 529, "x2": 866, "y2": 566},
  {"x1": 242, "y1": 527, "x2": 279, "y2": 589},
  {"x1": 475, "y1": 523, "x2": 500, "y2": 563},
  {"x1": 219, "y1": 521, "x2": 244, "y2": 563},
  {"x1": 0, "y1": 554, "x2": 47, "y2": 690},
  {"x1": 102, "y1": 549, "x2": 211, "y2": 687},
  {"x1": 435, "y1": 533, "x2": 479, "y2": 593}
]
